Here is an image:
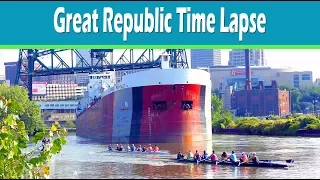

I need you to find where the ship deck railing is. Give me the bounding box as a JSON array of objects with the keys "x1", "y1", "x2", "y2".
[{"x1": 77, "y1": 97, "x2": 102, "y2": 117}]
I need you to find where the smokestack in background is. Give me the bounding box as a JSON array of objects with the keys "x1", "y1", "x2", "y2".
[{"x1": 245, "y1": 49, "x2": 252, "y2": 90}]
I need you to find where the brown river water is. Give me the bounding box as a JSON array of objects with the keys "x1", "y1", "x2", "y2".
[{"x1": 49, "y1": 133, "x2": 320, "y2": 179}]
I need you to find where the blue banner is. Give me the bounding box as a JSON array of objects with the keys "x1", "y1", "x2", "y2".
[{"x1": 0, "y1": 1, "x2": 319, "y2": 46}]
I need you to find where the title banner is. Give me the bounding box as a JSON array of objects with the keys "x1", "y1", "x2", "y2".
[{"x1": 0, "y1": 1, "x2": 319, "y2": 47}]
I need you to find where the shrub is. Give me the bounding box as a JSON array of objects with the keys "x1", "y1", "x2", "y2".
[{"x1": 0, "y1": 97, "x2": 67, "y2": 179}]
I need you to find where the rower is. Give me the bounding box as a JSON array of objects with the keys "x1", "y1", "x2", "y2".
[
  {"x1": 209, "y1": 150, "x2": 218, "y2": 162},
  {"x1": 201, "y1": 150, "x2": 208, "y2": 160},
  {"x1": 154, "y1": 145, "x2": 159, "y2": 152},
  {"x1": 127, "y1": 144, "x2": 131, "y2": 151},
  {"x1": 194, "y1": 150, "x2": 201, "y2": 161},
  {"x1": 249, "y1": 152, "x2": 259, "y2": 164},
  {"x1": 240, "y1": 152, "x2": 248, "y2": 163},
  {"x1": 221, "y1": 152, "x2": 228, "y2": 161},
  {"x1": 108, "y1": 144, "x2": 113, "y2": 151},
  {"x1": 177, "y1": 151, "x2": 184, "y2": 160},
  {"x1": 187, "y1": 150, "x2": 194, "y2": 160},
  {"x1": 131, "y1": 144, "x2": 136, "y2": 151},
  {"x1": 119, "y1": 144, "x2": 124, "y2": 151},
  {"x1": 136, "y1": 145, "x2": 142, "y2": 151},
  {"x1": 147, "y1": 144, "x2": 153, "y2": 152},
  {"x1": 115, "y1": 144, "x2": 120, "y2": 151},
  {"x1": 142, "y1": 146, "x2": 147, "y2": 152},
  {"x1": 229, "y1": 151, "x2": 238, "y2": 163}
]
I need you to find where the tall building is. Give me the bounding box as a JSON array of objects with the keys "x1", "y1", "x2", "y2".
[
  {"x1": 4, "y1": 62, "x2": 18, "y2": 85},
  {"x1": 228, "y1": 49, "x2": 265, "y2": 66},
  {"x1": 190, "y1": 50, "x2": 221, "y2": 68},
  {"x1": 316, "y1": 78, "x2": 320, "y2": 86}
]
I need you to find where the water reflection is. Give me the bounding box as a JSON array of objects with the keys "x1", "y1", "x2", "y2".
[{"x1": 50, "y1": 134, "x2": 320, "y2": 179}]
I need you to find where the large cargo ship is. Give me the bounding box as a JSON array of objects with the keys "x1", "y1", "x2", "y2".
[{"x1": 76, "y1": 55, "x2": 212, "y2": 144}]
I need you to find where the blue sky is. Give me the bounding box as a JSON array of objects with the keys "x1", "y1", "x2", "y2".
[{"x1": 0, "y1": 49, "x2": 319, "y2": 80}]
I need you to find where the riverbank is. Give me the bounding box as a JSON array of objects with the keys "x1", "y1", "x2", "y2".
[
  {"x1": 213, "y1": 128, "x2": 320, "y2": 137},
  {"x1": 212, "y1": 115, "x2": 320, "y2": 137}
]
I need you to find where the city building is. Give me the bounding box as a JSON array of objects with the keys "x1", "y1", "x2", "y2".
[
  {"x1": 37, "y1": 101, "x2": 78, "y2": 114},
  {"x1": 74, "y1": 73, "x2": 90, "y2": 86},
  {"x1": 32, "y1": 83, "x2": 87, "y2": 101},
  {"x1": 316, "y1": 78, "x2": 320, "y2": 86},
  {"x1": 228, "y1": 49, "x2": 266, "y2": 66},
  {"x1": 36, "y1": 101, "x2": 78, "y2": 127},
  {"x1": 190, "y1": 49, "x2": 221, "y2": 68},
  {"x1": 231, "y1": 80, "x2": 291, "y2": 117},
  {"x1": 209, "y1": 66, "x2": 313, "y2": 92},
  {"x1": 4, "y1": 62, "x2": 18, "y2": 85}
]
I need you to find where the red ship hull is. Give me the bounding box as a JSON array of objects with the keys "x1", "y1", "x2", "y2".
[{"x1": 76, "y1": 84, "x2": 211, "y2": 143}]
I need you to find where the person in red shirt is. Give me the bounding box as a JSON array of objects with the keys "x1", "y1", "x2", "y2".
[
  {"x1": 154, "y1": 145, "x2": 159, "y2": 152},
  {"x1": 147, "y1": 144, "x2": 153, "y2": 152},
  {"x1": 209, "y1": 150, "x2": 218, "y2": 162}
]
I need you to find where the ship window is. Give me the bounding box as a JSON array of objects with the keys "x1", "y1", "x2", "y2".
[
  {"x1": 153, "y1": 101, "x2": 167, "y2": 111},
  {"x1": 181, "y1": 101, "x2": 193, "y2": 110}
]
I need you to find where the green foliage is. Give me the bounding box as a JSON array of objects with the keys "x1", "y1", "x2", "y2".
[
  {"x1": 66, "y1": 121, "x2": 76, "y2": 128},
  {"x1": 211, "y1": 94, "x2": 235, "y2": 129},
  {"x1": 0, "y1": 84, "x2": 45, "y2": 135},
  {"x1": 227, "y1": 115, "x2": 320, "y2": 136},
  {"x1": 279, "y1": 85, "x2": 320, "y2": 113},
  {"x1": 0, "y1": 97, "x2": 67, "y2": 179},
  {"x1": 268, "y1": 115, "x2": 280, "y2": 120}
]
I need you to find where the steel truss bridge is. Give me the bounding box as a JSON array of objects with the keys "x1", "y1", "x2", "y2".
[{"x1": 15, "y1": 49, "x2": 188, "y2": 100}]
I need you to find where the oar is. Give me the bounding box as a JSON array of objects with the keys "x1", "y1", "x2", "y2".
[{"x1": 260, "y1": 159, "x2": 294, "y2": 163}]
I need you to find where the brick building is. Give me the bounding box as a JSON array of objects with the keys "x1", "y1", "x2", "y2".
[{"x1": 232, "y1": 80, "x2": 291, "y2": 117}]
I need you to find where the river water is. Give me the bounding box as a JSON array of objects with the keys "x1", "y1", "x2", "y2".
[{"x1": 49, "y1": 133, "x2": 320, "y2": 179}]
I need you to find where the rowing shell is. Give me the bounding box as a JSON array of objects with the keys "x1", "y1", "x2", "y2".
[
  {"x1": 174, "y1": 158, "x2": 289, "y2": 168},
  {"x1": 106, "y1": 150, "x2": 170, "y2": 155}
]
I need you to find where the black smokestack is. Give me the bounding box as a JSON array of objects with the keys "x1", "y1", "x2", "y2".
[{"x1": 245, "y1": 49, "x2": 252, "y2": 90}]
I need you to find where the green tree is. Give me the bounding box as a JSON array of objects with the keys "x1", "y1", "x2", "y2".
[
  {"x1": 211, "y1": 94, "x2": 235, "y2": 129},
  {"x1": 0, "y1": 97, "x2": 67, "y2": 179},
  {"x1": 66, "y1": 120, "x2": 76, "y2": 128},
  {"x1": 0, "y1": 84, "x2": 45, "y2": 135},
  {"x1": 212, "y1": 88, "x2": 220, "y2": 97}
]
